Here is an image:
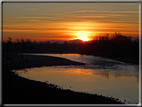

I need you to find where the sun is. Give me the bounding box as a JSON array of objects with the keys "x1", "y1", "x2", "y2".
[
  {"x1": 79, "y1": 37, "x2": 88, "y2": 41},
  {"x1": 77, "y1": 31, "x2": 89, "y2": 41}
]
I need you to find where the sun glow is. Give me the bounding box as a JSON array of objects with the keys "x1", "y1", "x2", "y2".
[
  {"x1": 77, "y1": 31, "x2": 89, "y2": 41},
  {"x1": 78, "y1": 37, "x2": 88, "y2": 41}
]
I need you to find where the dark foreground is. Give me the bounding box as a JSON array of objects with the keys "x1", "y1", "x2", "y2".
[
  {"x1": 3, "y1": 55, "x2": 124, "y2": 104},
  {"x1": 3, "y1": 71, "x2": 124, "y2": 104},
  {"x1": 5, "y1": 54, "x2": 85, "y2": 70}
]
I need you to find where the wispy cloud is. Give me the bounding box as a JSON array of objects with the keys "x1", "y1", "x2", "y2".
[
  {"x1": 76, "y1": 15, "x2": 107, "y2": 18},
  {"x1": 10, "y1": 17, "x2": 51, "y2": 19},
  {"x1": 105, "y1": 14, "x2": 126, "y2": 17},
  {"x1": 23, "y1": 9, "x2": 36, "y2": 11},
  {"x1": 30, "y1": 20, "x2": 41, "y2": 22},
  {"x1": 103, "y1": 11, "x2": 139, "y2": 14},
  {"x1": 75, "y1": 10, "x2": 97, "y2": 13},
  {"x1": 3, "y1": 25, "x2": 70, "y2": 33},
  {"x1": 66, "y1": 10, "x2": 138, "y2": 14},
  {"x1": 3, "y1": 29, "x2": 34, "y2": 32}
]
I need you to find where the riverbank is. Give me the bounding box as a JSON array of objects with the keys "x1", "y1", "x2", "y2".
[
  {"x1": 107, "y1": 57, "x2": 139, "y2": 65},
  {"x1": 10, "y1": 54, "x2": 85, "y2": 70},
  {"x1": 3, "y1": 71, "x2": 123, "y2": 104},
  {"x1": 79, "y1": 53, "x2": 139, "y2": 65},
  {"x1": 3, "y1": 54, "x2": 124, "y2": 104},
  {"x1": 22, "y1": 53, "x2": 139, "y2": 65},
  {"x1": 97, "y1": 56, "x2": 139, "y2": 65}
]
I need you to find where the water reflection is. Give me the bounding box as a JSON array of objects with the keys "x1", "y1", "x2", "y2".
[
  {"x1": 17, "y1": 53, "x2": 139, "y2": 104},
  {"x1": 25, "y1": 53, "x2": 139, "y2": 76},
  {"x1": 15, "y1": 65, "x2": 139, "y2": 104}
]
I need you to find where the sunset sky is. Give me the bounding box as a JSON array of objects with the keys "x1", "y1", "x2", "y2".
[{"x1": 3, "y1": 2, "x2": 139, "y2": 42}]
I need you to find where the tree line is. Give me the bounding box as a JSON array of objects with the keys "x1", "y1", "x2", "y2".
[{"x1": 2, "y1": 33, "x2": 139, "y2": 63}]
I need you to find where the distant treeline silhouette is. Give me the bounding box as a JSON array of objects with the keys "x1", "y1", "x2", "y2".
[{"x1": 3, "y1": 33, "x2": 139, "y2": 63}]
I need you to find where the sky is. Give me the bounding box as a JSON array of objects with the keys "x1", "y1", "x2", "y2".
[{"x1": 2, "y1": 2, "x2": 139, "y2": 42}]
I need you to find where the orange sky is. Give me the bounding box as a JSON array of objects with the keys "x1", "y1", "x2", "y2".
[{"x1": 3, "y1": 3, "x2": 139, "y2": 42}]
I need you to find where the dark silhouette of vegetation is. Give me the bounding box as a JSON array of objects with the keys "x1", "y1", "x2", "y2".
[
  {"x1": 3, "y1": 33, "x2": 139, "y2": 64},
  {"x1": 2, "y1": 33, "x2": 139, "y2": 104},
  {"x1": 2, "y1": 37, "x2": 28, "y2": 86},
  {"x1": 2, "y1": 37, "x2": 124, "y2": 104},
  {"x1": 79, "y1": 33, "x2": 139, "y2": 64}
]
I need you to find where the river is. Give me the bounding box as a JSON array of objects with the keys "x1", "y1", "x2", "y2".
[{"x1": 15, "y1": 53, "x2": 139, "y2": 104}]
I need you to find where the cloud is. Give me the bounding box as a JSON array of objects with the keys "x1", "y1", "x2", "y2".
[
  {"x1": 75, "y1": 10, "x2": 97, "y2": 13},
  {"x1": 3, "y1": 25, "x2": 71, "y2": 34},
  {"x1": 10, "y1": 17, "x2": 51, "y2": 19},
  {"x1": 102, "y1": 10, "x2": 139, "y2": 14},
  {"x1": 23, "y1": 9, "x2": 36, "y2": 11},
  {"x1": 66, "y1": 10, "x2": 138, "y2": 14},
  {"x1": 76, "y1": 15, "x2": 107, "y2": 18},
  {"x1": 30, "y1": 20, "x2": 41, "y2": 22},
  {"x1": 3, "y1": 29, "x2": 34, "y2": 32}
]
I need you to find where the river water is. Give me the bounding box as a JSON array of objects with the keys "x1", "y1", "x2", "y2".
[{"x1": 15, "y1": 53, "x2": 139, "y2": 104}]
